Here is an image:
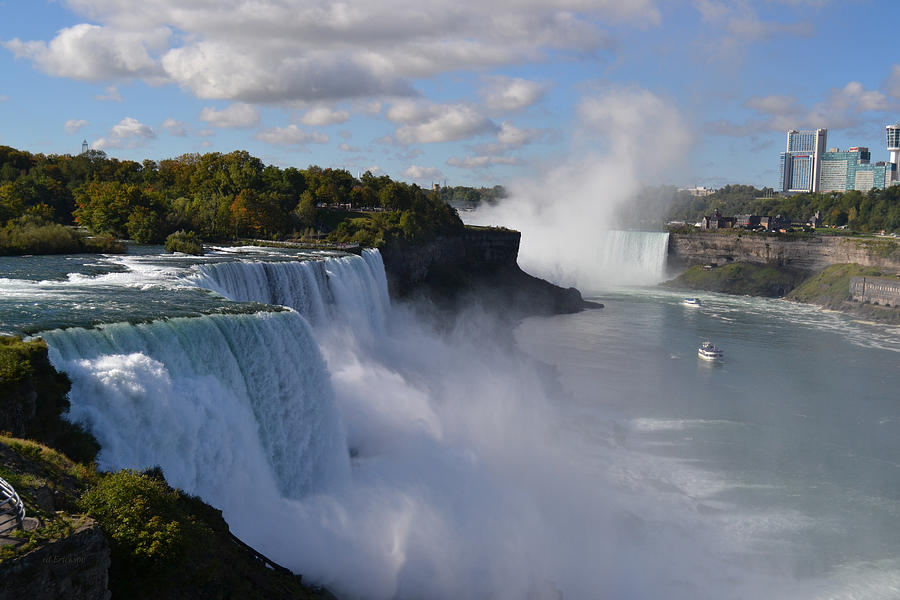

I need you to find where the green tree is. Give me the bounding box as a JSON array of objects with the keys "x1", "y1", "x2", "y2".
[
  {"x1": 293, "y1": 190, "x2": 318, "y2": 229},
  {"x1": 126, "y1": 206, "x2": 165, "y2": 244}
]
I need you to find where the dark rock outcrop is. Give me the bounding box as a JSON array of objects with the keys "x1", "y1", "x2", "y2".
[
  {"x1": 380, "y1": 227, "x2": 599, "y2": 317},
  {"x1": 0, "y1": 518, "x2": 111, "y2": 600}
]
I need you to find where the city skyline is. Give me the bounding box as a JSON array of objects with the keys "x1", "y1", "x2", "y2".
[{"x1": 2, "y1": 1, "x2": 900, "y2": 190}]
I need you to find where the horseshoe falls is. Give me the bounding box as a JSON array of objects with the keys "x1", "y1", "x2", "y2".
[
  {"x1": 4, "y1": 246, "x2": 900, "y2": 599},
  {"x1": 591, "y1": 230, "x2": 670, "y2": 287}
]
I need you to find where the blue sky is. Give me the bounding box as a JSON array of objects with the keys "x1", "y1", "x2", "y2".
[{"x1": 1, "y1": 0, "x2": 899, "y2": 190}]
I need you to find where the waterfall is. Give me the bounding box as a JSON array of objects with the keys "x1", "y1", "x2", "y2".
[
  {"x1": 192, "y1": 249, "x2": 390, "y2": 337},
  {"x1": 591, "y1": 230, "x2": 670, "y2": 287},
  {"x1": 41, "y1": 311, "x2": 351, "y2": 502}
]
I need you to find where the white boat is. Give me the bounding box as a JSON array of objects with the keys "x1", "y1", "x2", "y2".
[
  {"x1": 698, "y1": 341, "x2": 723, "y2": 361},
  {"x1": 683, "y1": 297, "x2": 702, "y2": 307}
]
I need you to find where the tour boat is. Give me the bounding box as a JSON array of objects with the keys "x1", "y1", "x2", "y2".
[
  {"x1": 698, "y1": 341, "x2": 723, "y2": 361},
  {"x1": 683, "y1": 297, "x2": 702, "y2": 307}
]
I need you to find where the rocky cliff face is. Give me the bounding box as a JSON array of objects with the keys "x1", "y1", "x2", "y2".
[
  {"x1": 668, "y1": 233, "x2": 900, "y2": 274},
  {"x1": 0, "y1": 337, "x2": 99, "y2": 464},
  {"x1": 379, "y1": 227, "x2": 595, "y2": 316},
  {"x1": 0, "y1": 518, "x2": 111, "y2": 600}
]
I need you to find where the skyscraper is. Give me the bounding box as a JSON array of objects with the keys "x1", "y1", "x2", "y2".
[
  {"x1": 778, "y1": 129, "x2": 827, "y2": 193},
  {"x1": 819, "y1": 147, "x2": 869, "y2": 192},
  {"x1": 818, "y1": 146, "x2": 895, "y2": 192}
]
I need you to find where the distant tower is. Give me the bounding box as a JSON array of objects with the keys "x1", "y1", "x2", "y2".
[
  {"x1": 81, "y1": 140, "x2": 88, "y2": 154},
  {"x1": 886, "y1": 124, "x2": 900, "y2": 182}
]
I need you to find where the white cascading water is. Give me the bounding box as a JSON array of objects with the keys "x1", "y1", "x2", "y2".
[
  {"x1": 193, "y1": 249, "x2": 390, "y2": 339},
  {"x1": 41, "y1": 310, "x2": 351, "y2": 504},
  {"x1": 591, "y1": 230, "x2": 670, "y2": 287}
]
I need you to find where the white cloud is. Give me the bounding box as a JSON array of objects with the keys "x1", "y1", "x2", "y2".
[
  {"x1": 496, "y1": 121, "x2": 549, "y2": 148},
  {"x1": 393, "y1": 103, "x2": 497, "y2": 144},
  {"x1": 198, "y1": 103, "x2": 260, "y2": 128},
  {"x1": 338, "y1": 143, "x2": 361, "y2": 152},
  {"x1": 7, "y1": 1, "x2": 658, "y2": 103},
  {"x1": 481, "y1": 76, "x2": 548, "y2": 113},
  {"x1": 3, "y1": 24, "x2": 167, "y2": 80},
  {"x1": 298, "y1": 107, "x2": 350, "y2": 127},
  {"x1": 92, "y1": 116, "x2": 156, "y2": 149},
  {"x1": 0, "y1": 95, "x2": 8, "y2": 102},
  {"x1": 577, "y1": 88, "x2": 692, "y2": 166},
  {"x1": 403, "y1": 165, "x2": 445, "y2": 181},
  {"x1": 447, "y1": 155, "x2": 521, "y2": 168},
  {"x1": 65, "y1": 119, "x2": 89, "y2": 134},
  {"x1": 714, "y1": 81, "x2": 897, "y2": 136},
  {"x1": 692, "y1": 1, "x2": 813, "y2": 63},
  {"x1": 255, "y1": 124, "x2": 329, "y2": 146},
  {"x1": 830, "y1": 81, "x2": 889, "y2": 113},
  {"x1": 160, "y1": 117, "x2": 189, "y2": 136},
  {"x1": 96, "y1": 85, "x2": 123, "y2": 102},
  {"x1": 385, "y1": 100, "x2": 433, "y2": 124}
]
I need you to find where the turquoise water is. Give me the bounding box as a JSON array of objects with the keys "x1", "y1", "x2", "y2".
[
  {"x1": 516, "y1": 288, "x2": 900, "y2": 596},
  {"x1": 2, "y1": 246, "x2": 900, "y2": 598},
  {"x1": 0, "y1": 246, "x2": 344, "y2": 334}
]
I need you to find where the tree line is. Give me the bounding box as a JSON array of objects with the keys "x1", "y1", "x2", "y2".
[
  {"x1": 622, "y1": 184, "x2": 900, "y2": 233},
  {"x1": 437, "y1": 184, "x2": 507, "y2": 208},
  {"x1": 0, "y1": 145, "x2": 462, "y2": 250}
]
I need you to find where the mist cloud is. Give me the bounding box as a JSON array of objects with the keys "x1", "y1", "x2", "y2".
[{"x1": 471, "y1": 87, "x2": 692, "y2": 290}]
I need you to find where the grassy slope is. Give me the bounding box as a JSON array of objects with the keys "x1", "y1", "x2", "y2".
[
  {"x1": 663, "y1": 263, "x2": 808, "y2": 297},
  {"x1": 786, "y1": 264, "x2": 900, "y2": 324},
  {"x1": 786, "y1": 264, "x2": 886, "y2": 309}
]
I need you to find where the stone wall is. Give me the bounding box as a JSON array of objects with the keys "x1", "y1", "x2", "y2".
[
  {"x1": 850, "y1": 276, "x2": 900, "y2": 307},
  {"x1": 668, "y1": 233, "x2": 900, "y2": 274},
  {"x1": 0, "y1": 519, "x2": 111, "y2": 600}
]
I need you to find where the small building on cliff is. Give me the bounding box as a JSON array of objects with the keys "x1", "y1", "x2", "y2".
[{"x1": 700, "y1": 209, "x2": 735, "y2": 230}]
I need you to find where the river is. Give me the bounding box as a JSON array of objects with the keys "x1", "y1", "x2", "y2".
[{"x1": 1, "y1": 241, "x2": 899, "y2": 599}]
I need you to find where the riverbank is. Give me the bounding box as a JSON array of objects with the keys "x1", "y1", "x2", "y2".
[{"x1": 664, "y1": 261, "x2": 900, "y2": 324}]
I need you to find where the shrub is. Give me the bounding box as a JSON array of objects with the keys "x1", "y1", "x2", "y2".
[
  {"x1": 79, "y1": 468, "x2": 212, "y2": 596},
  {"x1": 164, "y1": 230, "x2": 204, "y2": 255},
  {"x1": 81, "y1": 232, "x2": 126, "y2": 253},
  {"x1": 0, "y1": 219, "x2": 125, "y2": 255}
]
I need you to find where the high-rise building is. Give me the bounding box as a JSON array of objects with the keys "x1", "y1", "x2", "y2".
[
  {"x1": 820, "y1": 147, "x2": 870, "y2": 192},
  {"x1": 818, "y1": 146, "x2": 895, "y2": 192},
  {"x1": 886, "y1": 124, "x2": 900, "y2": 183},
  {"x1": 778, "y1": 129, "x2": 827, "y2": 193}
]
